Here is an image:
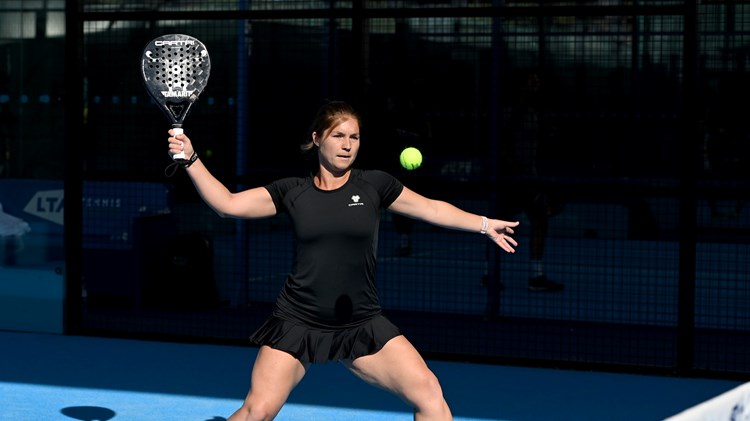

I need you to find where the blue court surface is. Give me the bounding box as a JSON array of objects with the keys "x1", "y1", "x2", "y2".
[{"x1": 0, "y1": 331, "x2": 742, "y2": 421}]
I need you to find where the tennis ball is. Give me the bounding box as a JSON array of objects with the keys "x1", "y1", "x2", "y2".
[{"x1": 400, "y1": 147, "x2": 422, "y2": 170}]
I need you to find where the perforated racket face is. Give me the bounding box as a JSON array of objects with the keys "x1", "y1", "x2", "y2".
[{"x1": 141, "y1": 34, "x2": 211, "y2": 124}]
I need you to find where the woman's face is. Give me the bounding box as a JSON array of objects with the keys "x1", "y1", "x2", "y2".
[{"x1": 314, "y1": 116, "x2": 360, "y2": 174}]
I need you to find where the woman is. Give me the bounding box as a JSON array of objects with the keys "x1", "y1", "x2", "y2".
[{"x1": 167, "y1": 101, "x2": 519, "y2": 421}]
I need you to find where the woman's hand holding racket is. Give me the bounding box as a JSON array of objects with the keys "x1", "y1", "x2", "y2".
[
  {"x1": 163, "y1": 129, "x2": 200, "y2": 177},
  {"x1": 168, "y1": 129, "x2": 195, "y2": 161}
]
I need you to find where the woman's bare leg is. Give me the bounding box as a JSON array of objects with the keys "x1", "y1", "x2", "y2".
[
  {"x1": 341, "y1": 335, "x2": 452, "y2": 421},
  {"x1": 228, "y1": 345, "x2": 310, "y2": 421}
]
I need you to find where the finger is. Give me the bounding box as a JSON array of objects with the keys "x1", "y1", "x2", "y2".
[
  {"x1": 504, "y1": 236, "x2": 517, "y2": 249},
  {"x1": 500, "y1": 241, "x2": 515, "y2": 253},
  {"x1": 492, "y1": 235, "x2": 516, "y2": 253},
  {"x1": 168, "y1": 139, "x2": 184, "y2": 150},
  {"x1": 500, "y1": 234, "x2": 517, "y2": 247}
]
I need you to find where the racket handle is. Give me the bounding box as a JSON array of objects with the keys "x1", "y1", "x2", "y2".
[{"x1": 172, "y1": 126, "x2": 185, "y2": 160}]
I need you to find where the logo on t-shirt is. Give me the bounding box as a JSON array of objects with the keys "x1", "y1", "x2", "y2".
[{"x1": 348, "y1": 195, "x2": 364, "y2": 207}]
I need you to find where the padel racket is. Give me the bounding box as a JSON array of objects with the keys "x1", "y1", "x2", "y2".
[{"x1": 141, "y1": 34, "x2": 211, "y2": 160}]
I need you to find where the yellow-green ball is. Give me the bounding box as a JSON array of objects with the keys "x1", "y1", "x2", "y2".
[{"x1": 400, "y1": 147, "x2": 422, "y2": 170}]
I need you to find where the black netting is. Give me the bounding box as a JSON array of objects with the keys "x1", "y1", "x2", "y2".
[{"x1": 9, "y1": 1, "x2": 739, "y2": 378}]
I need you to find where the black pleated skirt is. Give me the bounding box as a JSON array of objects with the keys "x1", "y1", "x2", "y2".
[{"x1": 249, "y1": 313, "x2": 402, "y2": 364}]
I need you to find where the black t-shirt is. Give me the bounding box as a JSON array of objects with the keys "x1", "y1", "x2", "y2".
[{"x1": 264, "y1": 169, "x2": 404, "y2": 328}]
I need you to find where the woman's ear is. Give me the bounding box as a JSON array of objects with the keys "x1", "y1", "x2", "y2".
[{"x1": 312, "y1": 132, "x2": 320, "y2": 147}]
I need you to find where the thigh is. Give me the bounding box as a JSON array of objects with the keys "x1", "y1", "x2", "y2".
[
  {"x1": 341, "y1": 335, "x2": 440, "y2": 403},
  {"x1": 246, "y1": 346, "x2": 310, "y2": 414}
]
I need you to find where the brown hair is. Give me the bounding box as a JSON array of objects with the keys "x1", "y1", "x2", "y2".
[{"x1": 300, "y1": 100, "x2": 361, "y2": 153}]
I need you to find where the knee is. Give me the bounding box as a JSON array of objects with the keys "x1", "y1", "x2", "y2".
[
  {"x1": 417, "y1": 370, "x2": 444, "y2": 397},
  {"x1": 411, "y1": 371, "x2": 450, "y2": 411}
]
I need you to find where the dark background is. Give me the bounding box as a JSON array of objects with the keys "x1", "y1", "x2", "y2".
[{"x1": 1, "y1": 1, "x2": 748, "y2": 380}]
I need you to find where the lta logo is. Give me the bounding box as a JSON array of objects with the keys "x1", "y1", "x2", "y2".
[{"x1": 24, "y1": 189, "x2": 64, "y2": 225}]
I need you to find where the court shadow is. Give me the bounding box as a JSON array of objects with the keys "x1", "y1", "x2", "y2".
[{"x1": 60, "y1": 406, "x2": 116, "y2": 420}]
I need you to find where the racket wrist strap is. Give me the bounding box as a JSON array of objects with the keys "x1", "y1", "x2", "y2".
[{"x1": 181, "y1": 152, "x2": 199, "y2": 168}]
